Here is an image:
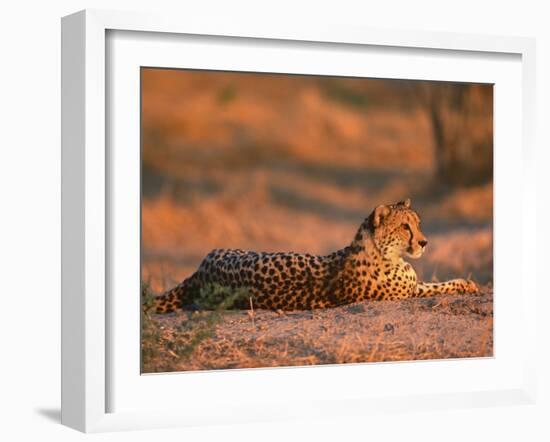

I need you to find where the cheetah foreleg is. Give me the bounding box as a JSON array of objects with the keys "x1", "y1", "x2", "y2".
[{"x1": 415, "y1": 279, "x2": 479, "y2": 297}]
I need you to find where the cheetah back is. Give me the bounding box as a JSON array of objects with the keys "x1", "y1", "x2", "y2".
[{"x1": 195, "y1": 248, "x2": 345, "y2": 310}]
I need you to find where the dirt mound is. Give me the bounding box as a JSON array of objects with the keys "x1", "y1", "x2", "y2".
[{"x1": 142, "y1": 289, "x2": 493, "y2": 373}]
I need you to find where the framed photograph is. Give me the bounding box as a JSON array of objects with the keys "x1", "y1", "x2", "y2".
[{"x1": 61, "y1": 9, "x2": 537, "y2": 432}]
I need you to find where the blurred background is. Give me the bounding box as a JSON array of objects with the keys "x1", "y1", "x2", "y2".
[{"x1": 141, "y1": 68, "x2": 493, "y2": 294}]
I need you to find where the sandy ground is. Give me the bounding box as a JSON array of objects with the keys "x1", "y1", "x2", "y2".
[{"x1": 141, "y1": 288, "x2": 493, "y2": 373}]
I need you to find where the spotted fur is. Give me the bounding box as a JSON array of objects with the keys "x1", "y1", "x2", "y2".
[{"x1": 151, "y1": 199, "x2": 479, "y2": 313}]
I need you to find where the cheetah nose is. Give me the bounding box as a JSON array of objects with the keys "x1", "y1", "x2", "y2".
[{"x1": 418, "y1": 239, "x2": 428, "y2": 248}]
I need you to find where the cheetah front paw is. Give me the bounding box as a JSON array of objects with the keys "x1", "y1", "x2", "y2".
[{"x1": 458, "y1": 279, "x2": 479, "y2": 294}]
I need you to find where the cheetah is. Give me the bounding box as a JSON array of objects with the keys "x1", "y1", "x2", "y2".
[{"x1": 150, "y1": 198, "x2": 479, "y2": 313}]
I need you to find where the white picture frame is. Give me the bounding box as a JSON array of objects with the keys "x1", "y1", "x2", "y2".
[{"x1": 61, "y1": 9, "x2": 537, "y2": 433}]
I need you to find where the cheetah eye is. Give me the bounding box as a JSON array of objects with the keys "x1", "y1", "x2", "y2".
[{"x1": 403, "y1": 223, "x2": 412, "y2": 232}]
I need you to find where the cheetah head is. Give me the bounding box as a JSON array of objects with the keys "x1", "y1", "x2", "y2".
[{"x1": 369, "y1": 198, "x2": 428, "y2": 260}]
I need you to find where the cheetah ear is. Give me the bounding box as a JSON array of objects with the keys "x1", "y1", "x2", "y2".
[
  {"x1": 396, "y1": 198, "x2": 411, "y2": 208},
  {"x1": 373, "y1": 204, "x2": 391, "y2": 227}
]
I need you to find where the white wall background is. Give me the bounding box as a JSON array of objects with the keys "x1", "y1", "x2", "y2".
[{"x1": 0, "y1": 1, "x2": 547, "y2": 441}]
